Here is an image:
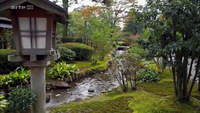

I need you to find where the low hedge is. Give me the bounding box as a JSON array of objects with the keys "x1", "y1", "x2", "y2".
[
  {"x1": 57, "y1": 47, "x2": 76, "y2": 61},
  {"x1": 60, "y1": 43, "x2": 94, "y2": 61},
  {"x1": 0, "y1": 49, "x2": 21, "y2": 74}
]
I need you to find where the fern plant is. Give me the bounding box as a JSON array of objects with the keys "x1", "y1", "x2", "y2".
[{"x1": 49, "y1": 61, "x2": 78, "y2": 80}]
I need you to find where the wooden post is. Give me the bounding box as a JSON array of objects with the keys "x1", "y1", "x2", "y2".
[{"x1": 31, "y1": 66, "x2": 46, "y2": 113}]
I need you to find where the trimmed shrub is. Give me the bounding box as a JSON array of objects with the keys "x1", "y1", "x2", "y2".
[
  {"x1": 8, "y1": 86, "x2": 36, "y2": 113},
  {"x1": 60, "y1": 43, "x2": 94, "y2": 61},
  {"x1": 58, "y1": 47, "x2": 76, "y2": 61},
  {"x1": 0, "y1": 49, "x2": 21, "y2": 74},
  {"x1": 139, "y1": 68, "x2": 160, "y2": 83}
]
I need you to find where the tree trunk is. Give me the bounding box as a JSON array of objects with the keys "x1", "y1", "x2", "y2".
[
  {"x1": 198, "y1": 74, "x2": 200, "y2": 92},
  {"x1": 170, "y1": 54, "x2": 177, "y2": 96},
  {"x1": 187, "y1": 57, "x2": 200, "y2": 99},
  {"x1": 62, "y1": 0, "x2": 69, "y2": 39},
  {"x1": 187, "y1": 58, "x2": 194, "y2": 83},
  {"x1": 175, "y1": 52, "x2": 185, "y2": 100},
  {"x1": 182, "y1": 55, "x2": 188, "y2": 98}
]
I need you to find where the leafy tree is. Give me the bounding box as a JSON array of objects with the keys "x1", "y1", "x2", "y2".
[
  {"x1": 68, "y1": 11, "x2": 85, "y2": 39},
  {"x1": 88, "y1": 13, "x2": 113, "y2": 61},
  {"x1": 135, "y1": 0, "x2": 200, "y2": 101},
  {"x1": 123, "y1": 18, "x2": 143, "y2": 35}
]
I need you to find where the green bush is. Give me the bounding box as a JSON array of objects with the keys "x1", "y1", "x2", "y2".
[
  {"x1": 49, "y1": 61, "x2": 78, "y2": 80},
  {"x1": 0, "y1": 95, "x2": 8, "y2": 112},
  {"x1": 139, "y1": 68, "x2": 160, "y2": 83},
  {"x1": 58, "y1": 47, "x2": 76, "y2": 61},
  {"x1": 60, "y1": 43, "x2": 94, "y2": 61},
  {"x1": 8, "y1": 86, "x2": 36, "y2": 113},
  {"x1": 0, "y1": 67, "x2": 30, "y2": 88},
  {"x1": 61, "y1": 38, "x2": 75, "y2": 43},
  {"x1": 128, "y1": 46, "x2": 146, "y2": 57},
  {"x1": 0, "y1": 49, "x2": 21, "y2": 74}
]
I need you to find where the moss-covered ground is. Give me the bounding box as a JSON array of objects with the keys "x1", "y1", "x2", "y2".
[{"x1": 49, "y1": 69, "x2": 200, "y2": 113}]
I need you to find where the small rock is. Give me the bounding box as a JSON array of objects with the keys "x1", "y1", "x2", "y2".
[
  {"x1": 97, "y1": 78, "x2": 102, "y2": 81},
  {"x1": 55, "y1": 94, "x2": 61, "y2": 97},
  {"x1": 88, "y1": 95, "x2": 94, "y2": 97},
  {"x1": 88, "y1": 88, "x2": 95, "y2": 92},
  {"x1": 110, "y1": 83, "x2": 115, "y2": 86},
  {"x1": 101, "y1": 90, "x2": 107, "y2": 93}
]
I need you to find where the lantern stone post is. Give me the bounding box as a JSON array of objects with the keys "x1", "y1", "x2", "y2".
[{"x1": 0, "y1": 0, "x2": 68, "y2": 113}]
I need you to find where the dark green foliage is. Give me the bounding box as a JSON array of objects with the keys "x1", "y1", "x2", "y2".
[
  {"x1": 75, "y1": 38, "x2": 83, "y2": 43},
  {"x1": 60, "y1": 43, "x2": 94, "y2": 61},
  {"x1": 8, "y1": 86, "x2": 36, "y2": 113},
  {"x1": 61, "y1": 38, "x2": 75, "y2": 43},
  {"x1": 0, "y1": 49, "x2": 21, "y2": 74},
  {"x1": 58, "y1": 47, "x2": 76, "y2": 61},
  {"x1": 139, "y1": 68, "x2": 160, "y2": 83},
  {"x1": 49, "y1": 61, "x2": 78, "y2": 80},
  {"x1": 123, "y1": 18, "x2": 143, "y2": 35}
]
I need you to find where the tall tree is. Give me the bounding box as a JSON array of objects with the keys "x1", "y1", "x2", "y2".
[
  {"x1": 62, "y1": 0, "x2": 78, "y2": 39},
  {"x1": 136, "y1": 0, "x2": 200, "y2": 101}
]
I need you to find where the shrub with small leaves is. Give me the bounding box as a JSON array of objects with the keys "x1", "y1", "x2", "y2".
[
  {"x1": 139, "y1": 68, "x2": 160, "y2": 83},
  {"x1": 58, "y1": 47, "x2": 76, "y2": 61},
  {"x1": 8, "y1": 86, "x2": 36, "y2": 113}
]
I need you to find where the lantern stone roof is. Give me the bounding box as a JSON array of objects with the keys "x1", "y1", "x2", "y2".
[{"x1": 0, "y1": 0, "x2": 68, "y2": 24}]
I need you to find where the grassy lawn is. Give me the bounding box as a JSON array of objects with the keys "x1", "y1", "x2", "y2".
[{"x1": 50, "y1": 69, "x2": 200, "y2": 113}]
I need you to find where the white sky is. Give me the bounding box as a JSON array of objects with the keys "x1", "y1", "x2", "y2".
[{"x1": 50, "y1": 0, "x2": 146, "y2": 12}]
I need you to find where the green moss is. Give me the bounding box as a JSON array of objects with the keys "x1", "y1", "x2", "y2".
[
  {"x1": 50, "y1": 96, "x2": 132, "y2": 113},
  {"x1": 50, "y1": 90, "x2": 200, "y2": 113},
  {"x1": 75, "y1": 61, "x2": 92, "y2": 68},
  {"x1": 129, "y1": 91, "x2": 200, "y2": 113},
  {"x1": 75, "y1": 55, "x2": 110, "y2": 75},
  {"x1": 138, "y1": 69, "x2": 200, "y2": 99}
]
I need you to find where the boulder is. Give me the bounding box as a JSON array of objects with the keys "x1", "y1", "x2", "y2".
[{"x1": 50, "y1": 81, "x2": 71, "y2": 89}]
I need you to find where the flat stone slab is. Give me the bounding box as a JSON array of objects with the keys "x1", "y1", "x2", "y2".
[{"x1": 50, "y1": 81, "x2": 71, "y2": 89}]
